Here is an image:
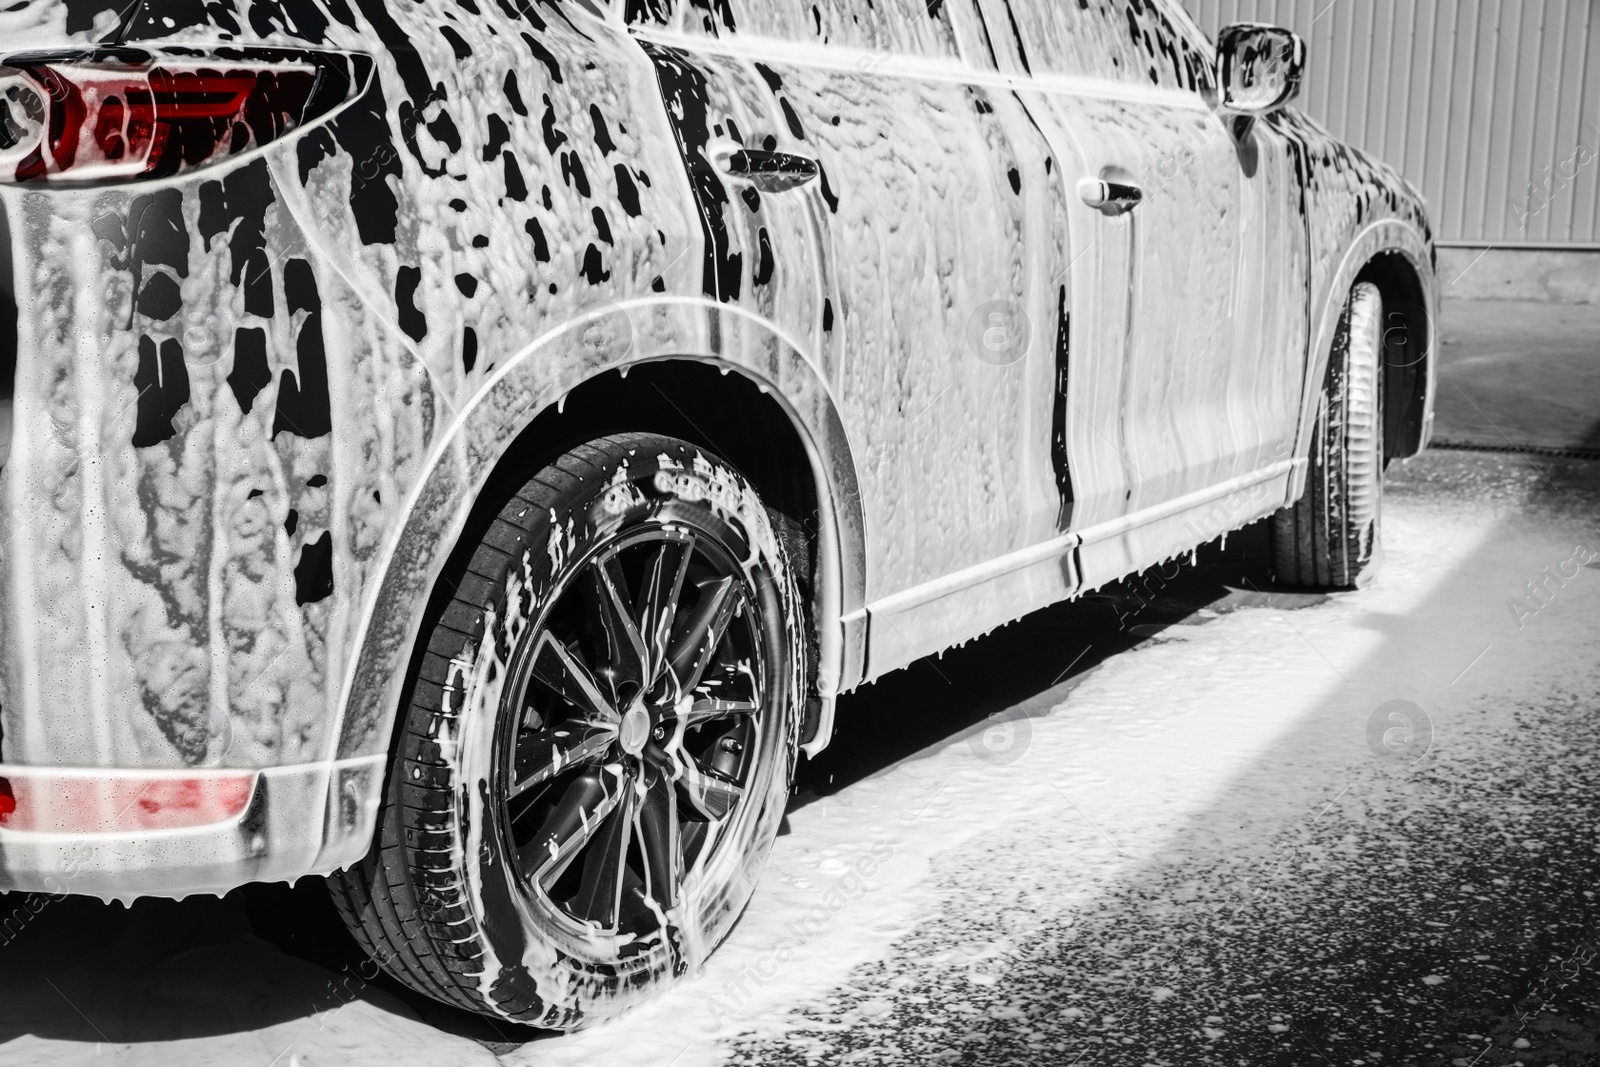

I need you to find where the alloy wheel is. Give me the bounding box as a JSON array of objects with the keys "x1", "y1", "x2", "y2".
[{"x1": 496, "y1": 524, "x2": 767, "y2": 943}]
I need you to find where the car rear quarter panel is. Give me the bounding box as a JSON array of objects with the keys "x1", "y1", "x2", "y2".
[{"x1": 0, "y1": 1, "x2": 798, "y2": 778}]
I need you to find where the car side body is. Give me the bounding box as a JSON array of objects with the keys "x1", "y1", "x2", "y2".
[{"x1": 0, "y1": 0, "x2": 1434, "y2": 900}]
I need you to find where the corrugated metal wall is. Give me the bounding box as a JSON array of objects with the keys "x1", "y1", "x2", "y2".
[{"x1": 1186, "y1": 0, "x2": 1600, "y2": 247}]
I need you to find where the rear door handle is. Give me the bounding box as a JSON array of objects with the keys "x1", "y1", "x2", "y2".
[
  {"x1": 713, "y1": 149, "x2": 819, "y2": 193},
  {"x1": 1078, "y1": 177, "x2": 1143, "y2": 215}
]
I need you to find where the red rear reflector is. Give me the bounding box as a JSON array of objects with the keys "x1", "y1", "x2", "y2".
[
  {"x1": 0, "y1": 771, "x2": 257, "y2": 832},
  {"x1": 0, "y1": 47, "x2": 370, "y2": 183}
]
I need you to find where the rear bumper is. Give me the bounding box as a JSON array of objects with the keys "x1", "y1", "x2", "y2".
[{"x1": 0, "y1": 756, "x2": 382, "y2": 900}]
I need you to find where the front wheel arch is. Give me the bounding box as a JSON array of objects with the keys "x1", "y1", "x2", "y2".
[
  {"x1": 1355, "y1": 250, "x2": 1434, "y2": 462},
  {"x1": 1292, "y1": 223, "x2": 1437, "y2": 506}
]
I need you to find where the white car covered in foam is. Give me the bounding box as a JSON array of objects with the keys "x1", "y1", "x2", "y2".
[{"x1": 0, "y1": 0, "x2": 1433, "y2": 1028}]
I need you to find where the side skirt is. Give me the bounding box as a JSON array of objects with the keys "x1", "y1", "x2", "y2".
[{"x1": 857, "y1": 460, "x2": 1302, "y2": 681}]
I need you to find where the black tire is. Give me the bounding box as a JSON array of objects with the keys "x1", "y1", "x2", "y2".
[
  {"x1": 328, "y1": 433, "x2": 806, "y2": 1029},
  {"x1": 1270, "y1": 281, "x2": 1386, "y2": 589}
]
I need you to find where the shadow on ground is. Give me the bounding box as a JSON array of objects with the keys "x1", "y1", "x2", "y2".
[{"x1": 0, "y1": 877, "x2": 542, "y2": 1054}]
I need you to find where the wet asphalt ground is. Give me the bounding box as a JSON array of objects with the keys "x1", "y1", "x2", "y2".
[{"x1": 1433, "y1": 299, "x2": 1600, "y2": 455}]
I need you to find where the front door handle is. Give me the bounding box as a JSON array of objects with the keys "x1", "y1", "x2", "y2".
[
  {"x1": 1078, "y1": 177, "x2": 1143, "y2": 215},
  {"x1": 713, "y1": 149, "x2": 819, "y2": 193}
]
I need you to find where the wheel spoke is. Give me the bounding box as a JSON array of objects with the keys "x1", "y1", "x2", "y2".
[
  {"x1": 519, "y1": 771, "x2": 623, "y2": 887},
  {"x1": 679, "y1": 759, "x2": 744, "y2": 821},
  {"x1": 529, "y1": 632, "x2": 618, "y2": 724},
  {"x1": 636, "y1": 536, "x2": 693, "y2": 683},
  {"x1": 568, "y1": 777, "x2": 638, "y2": 928},
  {"x1": 587, "y1": 552, "x2": 649, "y2": 693},
  {"x1": 636, "y1": 768, "x2": 680, "y2": 911},
  {"x1": 686, "y1": 697, "x2": 758, "y2": 728},
  {"x1": 665, "y1": 576, "x2": 739, "y2": 697},
  {"x1": 508, "y1": 725, "x2": 614, "y2": 800}
]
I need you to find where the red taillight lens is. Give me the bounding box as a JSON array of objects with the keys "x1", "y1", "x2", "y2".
[
  {"x1": 0, "y1": 770, "x2": 257, "y2": 832},
  {"x1": 0, "y1": 47, "x2": 369, "y2": 183}
]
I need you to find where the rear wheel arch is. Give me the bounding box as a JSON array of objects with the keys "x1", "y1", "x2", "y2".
[
  {"x1": 470, "y1": 356, "x2": 867, "y2": 726},
  {"x1": 326, "y1": 304, "x2": 867, "y2": 877}
]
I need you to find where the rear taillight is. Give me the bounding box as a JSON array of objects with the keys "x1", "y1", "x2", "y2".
[
  {"x1": 0, "y1": 769, "x2": 257, "y2": 832},
  {"x1": 0, "y1": 47, "x2": 370, "y2": 183}
]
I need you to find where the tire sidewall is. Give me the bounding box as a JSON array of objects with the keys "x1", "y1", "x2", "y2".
[{"x1": 1344, "y1": 282, "x2": 1386, "y2": 586}]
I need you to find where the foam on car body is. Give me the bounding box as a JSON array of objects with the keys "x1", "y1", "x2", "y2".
[{"x1": 0, "y1": 2, "x2": 697, "y2": 780}]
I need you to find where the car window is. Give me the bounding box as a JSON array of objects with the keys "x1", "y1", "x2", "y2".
[
  {"x1": 991, "y1": 0, "x2": 1214, "y2": 92},
  {"x1": 624, "y1": 1, "x2": 962, "y2": 60}
]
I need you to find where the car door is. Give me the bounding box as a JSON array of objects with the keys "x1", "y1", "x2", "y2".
[
  {"x1": 622, "y1": 2, "x2": 1077, "y2": 676},
  {"x1": 973, "y1": 0, "x2": 1309, "y2": 583}
]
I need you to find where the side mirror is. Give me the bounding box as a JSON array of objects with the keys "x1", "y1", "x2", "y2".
[{"x1": 1216, "y1": 23, "x2": 1305, "y2": 115}]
